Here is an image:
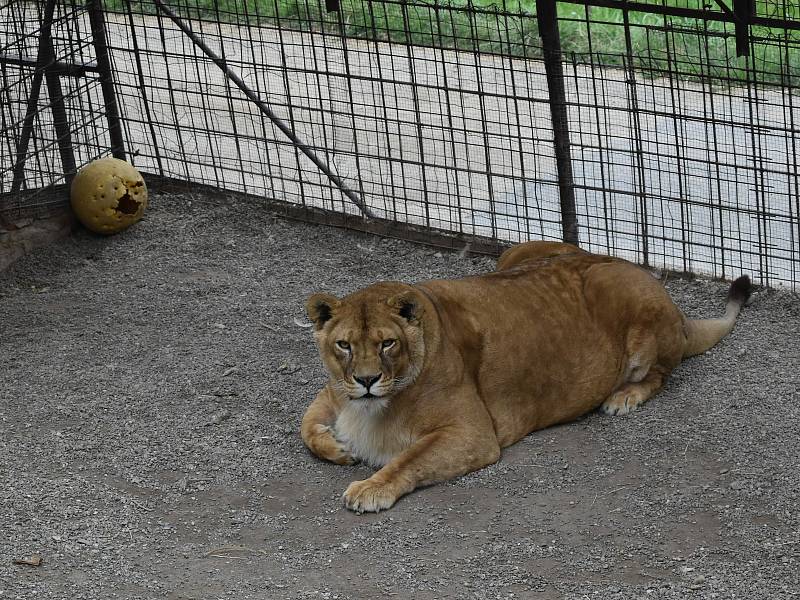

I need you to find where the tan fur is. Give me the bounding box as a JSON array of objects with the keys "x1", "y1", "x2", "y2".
[{"x1": 302, "y1": 241, "x2": 750, "y2": 512}]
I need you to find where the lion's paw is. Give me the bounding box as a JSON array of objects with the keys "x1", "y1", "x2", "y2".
[
  {"x1": 342, "y1": 478, "x2": 399, "y2": 513},
  {"x1": 600, "y1": 389, "x2": 644, "y2": 416},
  {"x1": 309, "y1": 424, "x2": 356, "y2": 465}
]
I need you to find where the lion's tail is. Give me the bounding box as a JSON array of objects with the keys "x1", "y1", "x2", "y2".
[{"x1": 682, "y1": 275, "x2": 752, "y2": 359}]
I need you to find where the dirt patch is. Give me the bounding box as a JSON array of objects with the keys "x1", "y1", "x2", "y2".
[
  {"x1": 1, "y1": 189, "x2": 798, "y2": 599},
  {"x1": 0, "y1": 209, "x2": 74, "y2": 273}
]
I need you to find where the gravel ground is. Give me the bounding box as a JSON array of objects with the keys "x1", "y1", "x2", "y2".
[{"x1": 1, "y1": 188, "x2": 799, "y2": 600}]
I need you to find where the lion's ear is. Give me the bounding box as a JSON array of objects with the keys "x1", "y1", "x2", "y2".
[
  {"x1": 387, "y1": 289, "x2": 424, "y2": 324},
  {"x1": 306, "y1": 293, "x2": 340, "y2": 330}
]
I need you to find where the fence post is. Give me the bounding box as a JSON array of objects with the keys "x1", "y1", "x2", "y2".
[
  {"x1": 88, "y1": 0, "x2": 126, "y2": 160},
  {"x1": 536, "y1": 0, "x2": 579, "y2": 245}
]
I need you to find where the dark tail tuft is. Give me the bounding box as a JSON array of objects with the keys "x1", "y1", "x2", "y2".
[
  {"x1": 728, "y1": 275, "x2": 752, "y2": 307},
  {"x1": 683, "y1": 275, "x2": 751, "y2": 359}
]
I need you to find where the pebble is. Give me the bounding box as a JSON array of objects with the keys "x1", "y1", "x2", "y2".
[{"x1": 205, "y1": 409, "x2": 231, "y2": 426}]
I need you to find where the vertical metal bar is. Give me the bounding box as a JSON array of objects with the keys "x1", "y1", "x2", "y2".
[
  {"x1": 335, "y1": 1, "x2": 368, "y2": 210},
  {"x1": 370, "y1": 0, "x2": 401, "y2": 220},
  {"x1": 466, "y1": 0, "x2": 498, "y2": 240},
  {"x1": 34, "y1": 0, "x2": 78, "y2": 188},
  {"x1": 399, "y1": 0, "x2": 432, "y2": 230},
  {"x1": 269, "y1": 0, "x2": 309, "y2": 211},
  {"x1": 584, "y1": 4, "x2": 612, "y2": 254},
  {"x1": 700, "y1": 16, "x2": 727, "y2": 280},
  {"x1": 535, "y1": 0, "x2": 579, "y2": 245},
  {"x1": 783, "y1": 20, "x2": 799, "y2": 287},
  {"x1": 123, "y1": 0, "x2": 164, "y2": 174},
  {"x1": 621, "y1": 7, "x2": 649, "y2": 266},
  {"x1": 87, "y1": 0, "x2": 126, "y2": 160},
  {"x1": 212, "y1": 4, "x2": 247, "y2": 192},
  {"x1": 243, "y1": 0, "x2": 280, "y2": 204},
  {"x1": 664, "y1": 23, "x2": 690, "y2": 274},
  {"x1": 503, "y1": 0, "x2": 535, "y2": 242},
  {"x1": 45, "y1": 68, "x2": 78, "y2": 187},
  {"x1": 733, "y1": 0, "x2": 754, "y2": 57},
  {"x1": 745, "y1": 50, "x2": 769, "y2": 286}
]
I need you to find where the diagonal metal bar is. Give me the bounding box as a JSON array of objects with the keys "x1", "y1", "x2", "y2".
[
  {"x1": 151, "y1": 0, "x2": 374, "y2": 218},
  {"x1": 712, "y1": 0, "x2": 736, "y2": 20}
]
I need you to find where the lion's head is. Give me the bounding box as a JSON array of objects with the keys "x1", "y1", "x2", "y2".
[{"x1": 306, "y1": 283, "x2": 426, "y2": 405}]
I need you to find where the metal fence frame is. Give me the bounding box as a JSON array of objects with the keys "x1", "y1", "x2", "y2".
[{"x1": 2, "y1": 0, "x2": 799, "y2": 288}]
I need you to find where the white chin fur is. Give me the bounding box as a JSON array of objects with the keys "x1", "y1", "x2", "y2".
[{"x1": 350, "y1": 396, "x2": 389, "y2": 413}]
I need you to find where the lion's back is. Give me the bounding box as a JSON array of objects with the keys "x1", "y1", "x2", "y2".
[{"x1": 419, "y1": 252, "x2": 677, "y2": 445}]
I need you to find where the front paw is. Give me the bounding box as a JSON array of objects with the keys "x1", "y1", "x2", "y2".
[
  {"x1": 308, "y1": 424, "x2": 356, "y2": 465},
  {"x1": 342, "y1": 478, "x2": 400, "y2": 513}
]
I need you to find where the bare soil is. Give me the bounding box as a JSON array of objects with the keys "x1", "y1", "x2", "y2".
[{"x1": 1, "y1": 188, "x2": 798, "y2": 599}]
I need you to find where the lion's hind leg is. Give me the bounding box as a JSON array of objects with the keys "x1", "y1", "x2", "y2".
[
  {"x1": 600, "y1": 328, "x2": 672, "y2": 416},
  {"x1": 600, "y1": 368, "x2": 666, "y2": 416}
]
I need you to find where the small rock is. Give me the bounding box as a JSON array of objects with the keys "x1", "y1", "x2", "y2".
[
  {"x1": 12, "y1": 555, "x2": 42, "y2": 567},
  {"x1": 434, "y1": 252, "x2": 443, "y2": 258},
  {"x1": 730, "y1": 480, "x2": 746, "y2": 490},
  {"x1": 205, "y1": 409, "x2": 231, "y2": 426},
  {"x1": 693, "y1": 575, "x2": 705, "y2": 585}
]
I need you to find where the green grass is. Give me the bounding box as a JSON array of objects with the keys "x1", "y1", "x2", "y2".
[
  {"x1": 108, "y1": 0, "x2": 800, "y2": 84},
  {"x1": 557, "y1": 1, "x2": 800, "y2": 84}
]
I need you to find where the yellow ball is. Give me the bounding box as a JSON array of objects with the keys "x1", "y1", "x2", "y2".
[{"x1": 70, "y1": 157, "x2": 148, "y2": 235}]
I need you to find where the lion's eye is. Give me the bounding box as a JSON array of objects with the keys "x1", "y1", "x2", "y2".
[
  {"x1": 336, "y1": 340, "x2": 350, "y2": 351},
  {"x1": 381, "y1": 339, "x2": 396, "y2": 350}
]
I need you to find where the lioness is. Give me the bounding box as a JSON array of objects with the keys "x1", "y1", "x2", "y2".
[{"x1": 302, "y1": 241, "x2": 751, "y2": 513}]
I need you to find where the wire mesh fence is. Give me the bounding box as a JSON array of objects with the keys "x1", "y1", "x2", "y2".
[
  {"x1": 559, "y1": 0, "x2": 800, "y2": 288},
  {"x1": 1, "y1": 0, "x2": 798, "y2": 289}
]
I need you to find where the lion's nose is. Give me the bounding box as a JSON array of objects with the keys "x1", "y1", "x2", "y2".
[{"x1": 354, "y1": 374, "x2": 381, "y2": 390}]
